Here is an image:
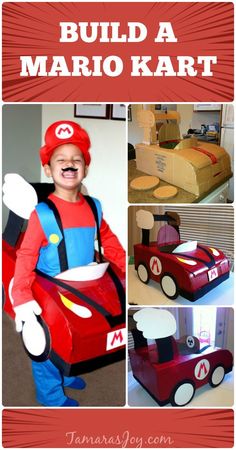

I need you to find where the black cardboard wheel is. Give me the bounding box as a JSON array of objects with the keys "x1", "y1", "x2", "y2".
[
  {"x1": 160, "y1": 273, "x2": 179, "y2": 299},
  {"x1": 170, "y1": 380, "x2": 195, "y2": 407},
  {"x1": 209, "y1": 365, "x2": 225, "y2": 388},
  {"x1": 137, "y1": 263, "x2": 149, "y2": 284}
]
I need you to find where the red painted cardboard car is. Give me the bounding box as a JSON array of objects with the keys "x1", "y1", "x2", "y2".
[
  {"x1": 134, "y1": 210, "x2": 230, "y2": 301},
  {"x1": 2, "y1": 183, "x2": 126, "y2": 376},
  {"x1": 129, "y1": 309, "x2": 233, "y2": 406}
]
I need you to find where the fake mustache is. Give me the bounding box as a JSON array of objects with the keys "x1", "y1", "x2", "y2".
[{"x1": 61, "y1": 167, "x2": 78, "y2": 172}]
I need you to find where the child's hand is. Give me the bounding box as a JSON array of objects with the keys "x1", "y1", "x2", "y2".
[
  {"x1": 3, "y1": 173, "x2": 38, "y2": 219},
  {"x1": 13, "y1": 300, "x2": 42, "y2": 333}
]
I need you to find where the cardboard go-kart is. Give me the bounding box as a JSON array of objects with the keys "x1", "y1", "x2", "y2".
[
  {"x1": 2, "y1": 174, "x2": 126, "y2": 376},
  {"x1": 134, "y1": 209, "x2": 230, "y2": 301},
  {"x1": 129, "y1": 308, "x2": 233, "y2": 407},
  {"x1": 135, "y1": 110, "x2": 232, "y2": 196}
]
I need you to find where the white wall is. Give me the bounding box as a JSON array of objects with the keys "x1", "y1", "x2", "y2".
[
  {"x1": 177, "y1": 104, "x2": 221, "y2": 135},
  {"x1": 177, "y1": 104, "x2": 193, "y2": 137},
  {"x1": 129, "y1": 104, "x2": 222, "y2": 143},
  {"x1": 225, "y1": 308, "x2": 234, "y2": 354},
  {"x1": 2, "y1": 105, "x2": 42, "y2": 228},
  {"x1": 41, "y1": 104, "x2": 126, "y2": 248},
  {"x1": 128, "y1": 104, "x2": 144, "y2": 146}
]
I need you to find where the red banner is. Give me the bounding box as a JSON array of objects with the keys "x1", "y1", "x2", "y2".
[
  {"x1": 2, "y1": 2, "x2": 234, "y2": 102},
  {"x1": 2, "y1": 409, "x2": 234, "y2": 448}
]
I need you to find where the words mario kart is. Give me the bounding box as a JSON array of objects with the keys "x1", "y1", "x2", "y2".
[{"x1": 20, "y1": 22, "x2": 217, "y2": 78}]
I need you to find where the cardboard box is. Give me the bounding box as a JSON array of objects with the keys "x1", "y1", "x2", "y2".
[{"x1": 135, "y1": 140, "x2": 232, "y2": 196}]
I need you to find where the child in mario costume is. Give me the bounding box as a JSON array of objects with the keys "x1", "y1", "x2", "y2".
[{"x1": 11, "y1": 120, "x2": 125, "y2": 407}]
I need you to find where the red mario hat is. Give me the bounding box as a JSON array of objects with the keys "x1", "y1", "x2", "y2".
[{"x1": 40, "y1": 120, "x2": 91, "y2": 166}]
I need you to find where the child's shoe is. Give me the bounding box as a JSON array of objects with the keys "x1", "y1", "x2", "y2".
[
  {"x1": 66, "y1": 377, "x2": 86, "y2": 390},
  {"x1": 62, "y1": 397, "x2": 79, "y2": 407}
]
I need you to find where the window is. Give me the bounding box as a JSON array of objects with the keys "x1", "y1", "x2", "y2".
[{"x1": 193, "y1": 308, "x2": 216, "y2": 347}]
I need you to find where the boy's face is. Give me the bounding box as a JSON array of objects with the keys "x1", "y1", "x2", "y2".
[{"x1": 44, "y1": 144, "x2": 87, "y2": 190}]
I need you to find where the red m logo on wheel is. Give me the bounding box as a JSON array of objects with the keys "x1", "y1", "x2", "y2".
[{"x1": 197, "y1": 362, "x2": 207, "y2": 378}]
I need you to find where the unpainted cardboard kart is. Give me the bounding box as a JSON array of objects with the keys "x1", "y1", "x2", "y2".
[{"x1": 135, "y1": 110, "x2": 232, "y2": 196}]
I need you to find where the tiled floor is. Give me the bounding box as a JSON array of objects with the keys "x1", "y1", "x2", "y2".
[
  {"x1": 128, "y1": 265, "x2": 234, "y2": 306},
  {"x1": 128, "y1": 370, "x2": 234, "y2": 407}
]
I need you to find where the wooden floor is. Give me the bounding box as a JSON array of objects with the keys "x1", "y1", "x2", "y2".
[{"x1": 2, "y1": 314, "x2": 126, "y2": 407}]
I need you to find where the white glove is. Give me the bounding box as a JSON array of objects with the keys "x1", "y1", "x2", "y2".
[
  {"x1": 3, "y1": 173, "x2": 38, "y2": 219},
  {"x1": 14, "y1": 300, "x2": 42, "y2": 333},
  {"x1": 136, "y1": 209, "x2": 154, "y2": 230}
]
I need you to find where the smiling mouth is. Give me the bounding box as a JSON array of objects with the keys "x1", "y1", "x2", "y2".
[{"x1": 61, "y1": 167, "x2": 78, "y2": 178}]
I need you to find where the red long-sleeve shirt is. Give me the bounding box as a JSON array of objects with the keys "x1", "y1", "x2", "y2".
[{"x1": 12, "y1": 193, "x2": 125, "y2": 306}]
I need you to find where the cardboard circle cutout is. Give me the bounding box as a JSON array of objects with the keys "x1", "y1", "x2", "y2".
[
  {"x1": 130, "y1": 176, "x2": 160, "y2": 191},
  {"x1": 153, "y1": 185, "x2": 178, "y2": 200}
]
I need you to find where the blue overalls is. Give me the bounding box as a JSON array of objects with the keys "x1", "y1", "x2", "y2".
[{"x1": 31, "y1": 197, "x2": 102, "y2": 406}]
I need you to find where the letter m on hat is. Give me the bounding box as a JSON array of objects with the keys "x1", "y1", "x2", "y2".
[{"x1": 55, "y1": 123, "x2": 74, "y2": 139}]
